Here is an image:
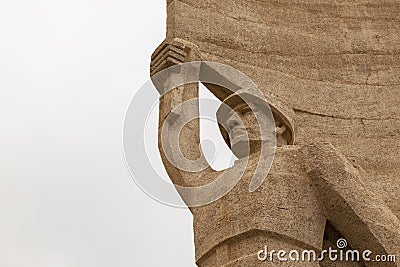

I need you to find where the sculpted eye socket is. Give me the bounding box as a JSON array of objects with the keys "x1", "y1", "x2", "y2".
[{"x1": 228, "y1": 121, "x2": 240, "y2": 130}]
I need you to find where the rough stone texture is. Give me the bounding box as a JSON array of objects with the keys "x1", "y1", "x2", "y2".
[{"x1": 151, "y1": 1, "x2": 400, "y2": 266}]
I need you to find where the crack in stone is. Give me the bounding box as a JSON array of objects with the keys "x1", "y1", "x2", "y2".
[
  {"x1": 202, "y1": 52, "x2": 400, "y2": 87},
  {"x1": 293, "y1": 108, "x2": 400, "y2": 121},
  {"x1": 201, "y1": 37, "x2": 400, "y2": 58}
]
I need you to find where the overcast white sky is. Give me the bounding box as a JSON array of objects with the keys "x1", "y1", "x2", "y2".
[{"x1": 0, "y1": 1, "x2": 214, "y2": 266}]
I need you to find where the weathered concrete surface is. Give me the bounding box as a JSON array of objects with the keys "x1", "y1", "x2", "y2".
[
  {"x1": 152, "y1": 1, "x2": 400, "y2": 266},
  {"x1": 165, "y1": 0, "x2": 400, "y2": 217}
]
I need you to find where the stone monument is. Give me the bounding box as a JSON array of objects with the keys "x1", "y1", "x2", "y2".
[{"x1": 150, "y1": 1, "x2": 400, "y2": 266}]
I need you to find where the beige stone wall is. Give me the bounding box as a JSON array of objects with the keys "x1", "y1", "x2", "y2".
[
  {"x1": 155, "y1": 1, "x2": 400, "y2": 266},
  {"x1": 166, "y1": 0, "x2": 400, "y2": 217}
]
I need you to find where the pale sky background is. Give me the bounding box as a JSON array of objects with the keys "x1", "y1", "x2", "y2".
[{"x1": 0, "y1": 1, "x2": 238, "y2": 266}]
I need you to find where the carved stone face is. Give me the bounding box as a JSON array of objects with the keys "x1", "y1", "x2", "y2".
[
  {"x1": 225, "y1": 103, "x2": 261, "y2": 143},
  {"x1": 224, "y1": 103, "x2": 291, "y2": 157}
]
